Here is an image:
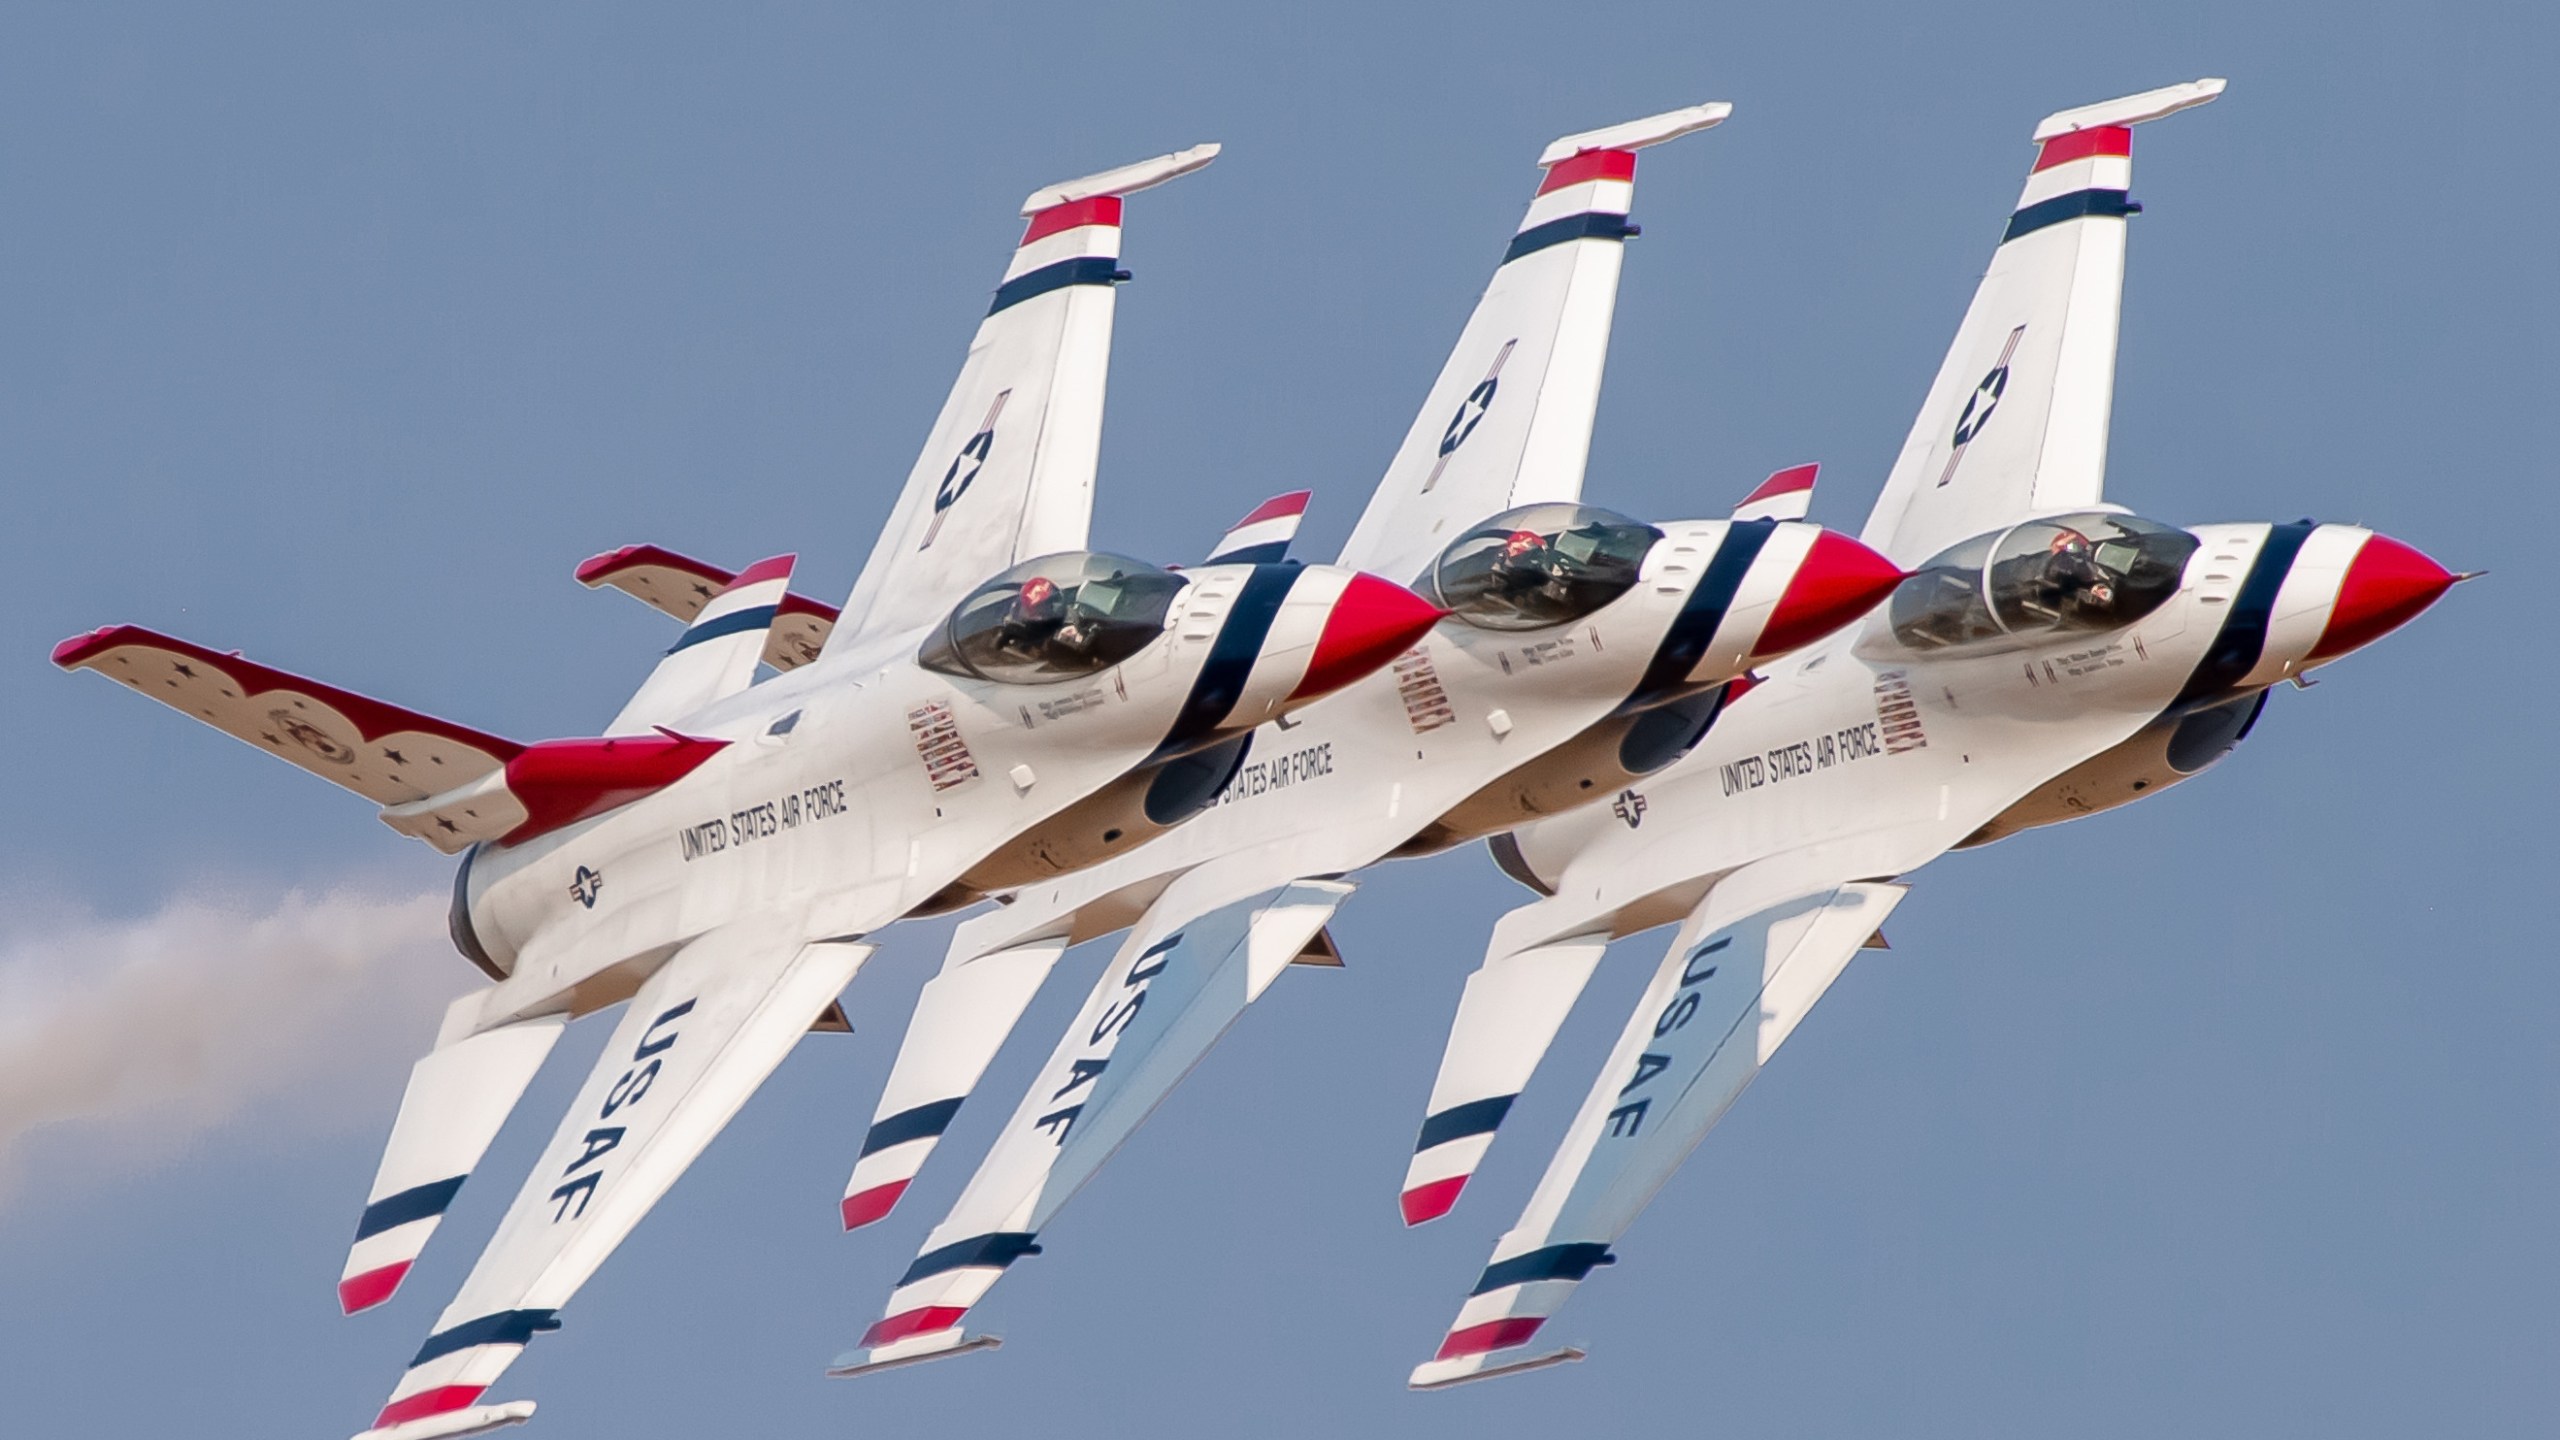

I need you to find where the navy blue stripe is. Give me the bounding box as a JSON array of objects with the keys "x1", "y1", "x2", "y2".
[
  {"x1": 666, "y1": 603, "x2": 779, "y2": 655},
  {"x1": 1619, "y1": 519, "x2": 1776, "y2": 712},
  {"x1": 1416, "y1": 1095, "x2": 1516, "y2": 1153},
  {"x1": 1145, "y1": 564, "x2": 1303, "y2": 763},
  {"x1": 354, "y1": 1176, "x2": 464, "y2": 1241},
  {"x1": 989, "y1": 256, "x2": 1123, "y2": 316},
  {"x1": 899, "y1": 1231, "x2": 1041, "y2": 1287},
  {"x1": 2171, "y1": 522, "x2": 2316, "y2": 710},
  {"x1": 860, "y1": 1098, "x2": 963, "y2": 1158},
  {"x1": 1205, "y1": 539, "x2": 1291, "y2": 565},
  {"x1": 409, "y1": 1308, "x2": 561, "y2": 1367},
  {"x1": 1503, "y1": 211, "x2": 1636, "y2": 266},
  {"x1": 2003, "y1": 188, "x2": 2137, "y2": 243},
  {"x1": 1470, "y1": 1242, "x2": 1615, "y2": 1296}
]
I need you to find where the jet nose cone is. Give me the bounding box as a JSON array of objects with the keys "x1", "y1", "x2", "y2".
[
  {"x1": 1290, "y1": 573, "x2": 1449, "y2": 701},
  {"x1": 1751, "y1": 530, "x2": 1906, "y2": 658},
  {"x1": 2307, "y1": 532, "x2": 2458, "y2": 662}
]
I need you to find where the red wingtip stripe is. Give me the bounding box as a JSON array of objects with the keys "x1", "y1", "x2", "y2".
[
  {"x1": 777, "y1": 591, "x2": 844, "y2": 623},
  {"x1": 1400, "y1": 1176, "x2": 1467, "y2": 1227},
  {"x1": 1538, "y1": 148, "x2": 1636, "y2": 195},
  {"x1": 859, "y1": 1305, "x2": 970, "y2": 1349},
  {"x1": 2032, "y1": 125, "x2": 2133, "y2": 172},
  {"x1": 1741, "y1": 463, "x2": 1820, "y2": 504},
  {"x1": 374, "y1": 1385, "x2": 488, "y2": 1429},
  {"x1": 1435, "y1": 1316, "x2": 1546, "y2": 1360},
  {"x1": 1233, "y1": 491, "x2": 1312, "y2": 527},
  {"x1": 729, "y1": 553, "x2": 797, "y2": 589},
  {"x1": 1021, "y1": 195, "x2": 1124, "y2": 246},
  {"x1": 841, "y1": 1179, "x2": 911, "y2": 1231},
  {"x1": 574, "y1": 543, "x2": 737, "y2": 591},
  {"x1": 338, "y1": 1261, "x2": 413, "y2": 1315},
  {"x1": 51, "y1": 626, "x2": 122, "y2": 668}
]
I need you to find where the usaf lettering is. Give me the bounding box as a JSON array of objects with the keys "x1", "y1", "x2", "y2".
[
  {"x1": 1605, "y1": 936, "x2": 1727, "y2": 1137},
  {"x1": 549, "y1": 999, "x2": 693, "y2": 1222}
]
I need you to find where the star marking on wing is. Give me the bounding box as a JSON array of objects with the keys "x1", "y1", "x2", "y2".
[
  {"x1": 436, "y1": 817, "x2": 459, "y2": 833},
  {"x1": 383, "y1": 748, "x2": 407, "y2": 764},
  {"x1": 172, "y1": 662, "x2": 197, "y2": 678}
]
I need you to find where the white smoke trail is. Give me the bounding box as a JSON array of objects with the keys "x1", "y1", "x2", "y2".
[{"x1": 0, "y1": 885, "x2": 471, "y2": 1201}]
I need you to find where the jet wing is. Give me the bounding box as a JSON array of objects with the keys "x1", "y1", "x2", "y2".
[
  {"x1": 1858, "y1": 79, "x2": 2223, "y2": 568},
  {"x1": 822, "y1": 146, "x2": 1218, "y2": 661},
  {"x1": 353, "y1": 921, "x2": 871, "y2": 1439},
  {"x1": 830, "y1": 871, "x2": 1353, "y2": 1376},
  {"x1": 1335, "y1": 104, "x2": 1727, "y2": 586},
  {"x1": 52, "y1": 625, "x2": 520, "y2": 805},
  {"x1": 576, "y1": 544, "x2": 839, "y2": 672},
  {"x1": 1409, "y1": 872, "x2": 1906, "y2": 1388}
]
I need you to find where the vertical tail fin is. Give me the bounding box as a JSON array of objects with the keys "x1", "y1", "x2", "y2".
[
  {"x1": 1205, "y1": 491, "x2": 1311, "y2": 565},
  {"x1": 1858, "y1": 80, "x2": 2224, "y2": 566},
  {"x1": 1335, "y1": 104, "x2": 1728, "y2": 585},
  {"x1": 824, "y1": 146, "x2": 1219, "y2": 659}
]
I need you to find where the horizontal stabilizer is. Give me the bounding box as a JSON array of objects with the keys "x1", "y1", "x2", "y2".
[
  {"x1": 607, "y1": 554, "x2": 794, "y2": 734},
  {"x1": 343, "y1": 1010, "x2": 567, "y2": 1314},
  {"x1": 1205, "y1": 491, "x2": 1310, "y2": 565},
  {"x1": 1731, "y1": 463, "x2": 1819, "y2": 523},
  {"x1": 577, "y1": 545, "x2": 839, "y2": 671},
  {"x1": 54, "y1": 625, "x2": 520, "y2": 807},
  {"x1": 379, "y1": 731, "x2": 729, "y2": 854}
]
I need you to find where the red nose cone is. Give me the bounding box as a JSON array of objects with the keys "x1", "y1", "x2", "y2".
[
  {"x1": 2307, "y1": 533, "x2": 2457, "y2": 662},
  {"x1": 1290, "y1": 573, "x2": 1449, "y2": 702},
  {"x1": 1752, "y1": 530, "x2": 1905, "y2": 658}
]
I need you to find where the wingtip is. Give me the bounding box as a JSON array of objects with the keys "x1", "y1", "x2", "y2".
[
  {"x1": 1400, "y1": 1175, "x2": 1467, "y2": 1226},
  {"x1": 51, "y1": 626, "x2": 123, "y2": 668}
]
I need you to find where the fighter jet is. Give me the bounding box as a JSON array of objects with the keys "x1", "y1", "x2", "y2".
[
  {"x1": 1396, "y1": 80, "x2": 2466, "y2": 1388},
  {"x1": 53, "y1": 146, "x2": 1445, "y2": 1440},
  {"x1": 817, "y1": 105, "x2": 1908, "y2": 1377}
]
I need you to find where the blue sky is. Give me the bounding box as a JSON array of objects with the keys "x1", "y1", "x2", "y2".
[{"x1": 3, "y1": 2, "x2": 2552, "y2": 1436}]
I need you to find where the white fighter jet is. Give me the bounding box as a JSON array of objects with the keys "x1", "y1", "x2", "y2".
[
  {"x1": 818, "y1": 105, "x2": 1909, "y2": 1378},
  {"x1": 53, "y1": 146, "x2": 1448, "y2": 1440},
  {"x1": 1395, "y1": 80, "x2": 2467, "y2": 1388}
]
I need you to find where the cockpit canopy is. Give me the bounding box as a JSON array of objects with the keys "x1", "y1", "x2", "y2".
[
  {"x1": 1422, "y1": 503, "x2": 1663, "y2": 632},
  {"x1": 920, "y1": 551, "x2": 1187, "y2": 684},
  {"x1": 1887, "y1": 511, "x2": 2198, "y2": 652}
]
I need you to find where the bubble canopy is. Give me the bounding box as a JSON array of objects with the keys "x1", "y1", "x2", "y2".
[
  {"x1": 920, "y1": 552, "x2": 1188, "y2": 684},
  {"x1": 1887, "y1": 511, "x2": 2198, "y2": 651},
  {"x1": 1422, "y1": 503, "x2": 1663, "y2": 632}
]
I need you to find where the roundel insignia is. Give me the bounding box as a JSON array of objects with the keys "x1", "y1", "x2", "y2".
[
  {"x1": 1439, "y1": 377, "x2": 1498, "y2": 459},
  {"x1": 936, "y1": 429, "x2": 994, "y2": 514},
  {"x1": 1951, "y1": 364, "x2": 2008, "y2": 446}
]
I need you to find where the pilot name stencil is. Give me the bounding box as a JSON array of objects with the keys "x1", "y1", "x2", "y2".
[
  {"x1": 1716, "y1": 721, "x2": 1885, "y2": 797},
  {"x1": 677, "y1": 778, "x2": 849, "y2": 861}
]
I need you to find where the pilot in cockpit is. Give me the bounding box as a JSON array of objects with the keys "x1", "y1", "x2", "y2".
[
  {"x1": 1487, "y1": 529, "x2": 1562, "y2": 604},
  {"x1": 996, "y1": 575, "x2": 1087, "y2": 667},
  {"x1": 2041, "y1": 528, "x2": 2118, "y2": 621}
]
